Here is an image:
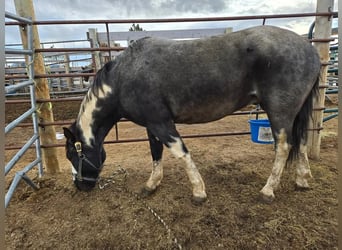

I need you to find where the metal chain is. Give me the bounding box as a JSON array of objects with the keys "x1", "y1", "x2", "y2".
[{"x1": 98, "y1": 166, "x2": 182, "y2": 250}]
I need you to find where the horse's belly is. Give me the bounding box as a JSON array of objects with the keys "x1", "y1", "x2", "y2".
[{"x1": 173, "y1": 102, "x2": 238, "y2": 124}]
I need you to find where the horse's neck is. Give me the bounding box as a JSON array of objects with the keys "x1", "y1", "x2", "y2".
[{"x1": 77, "y1": 86, "x2": 114, "y2": 146}]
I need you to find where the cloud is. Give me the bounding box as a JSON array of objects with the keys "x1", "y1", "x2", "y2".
[
  {"x1": 159, "y1": 0, "x2": 228, "y2": 14},
  {"x1": 5, "y1": 0, "x2": 338, "y2": 45}
]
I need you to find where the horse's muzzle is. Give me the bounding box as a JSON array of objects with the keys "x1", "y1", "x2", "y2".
[{"x1": 74, "y1": 179, "x2": 96, "y2": 191}]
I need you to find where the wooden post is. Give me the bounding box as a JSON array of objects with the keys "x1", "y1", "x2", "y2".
[
  {"x1": 64, "y1": 54, "x2": 73, "y2": 88},
  {"x1": 88, "y1": 28, "x2": 102, "y2": 71},
  {"x1": 307, "y1": 0, "x2": 334, "y2": 159},
  {"x1": 14, "y1": 0, "x2": 60, "y2": 173}
]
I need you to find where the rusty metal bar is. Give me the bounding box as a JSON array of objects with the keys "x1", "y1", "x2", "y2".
[
  {"x1": 5, "y1": 97, "x2": 83, "y2": 104},
  {"x1": 37, "y1": 97, "x2": 83, "y2": 103},
  {"x1": 6, "y1": 132, "x2": 252, "y2": 150},
  {"x1": 5, "y1": 125, "x2": 324, "y2": 150},
  {"x1": 5, "y1": 72, "x2": 95, "y2": 80},
  {"x1": 105, "y1": 23, "x2": 112, "y2": 59},
  {"x1": 35, "y1": 72, "x2": 95, "y2": 79},
  {"x1": 5, "y1": 12, "x2": 337, "y2": 26},
  {"x1": 5, "y1": 106, "x2": 327, "y2": 129},
  {"x1": 310, "y1": 38, "x2": 336, "y2": 42},
  {"x1": 5, "y1": 132, "x2": 252, "y2": 150},
  {"x1": 34, "y1": 47, "x2": 125, "y2": 53}
]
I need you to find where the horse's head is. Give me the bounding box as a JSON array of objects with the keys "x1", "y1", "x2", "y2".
[{"x1": 63, "y1": 123, "x2": 106, "y2": 191}]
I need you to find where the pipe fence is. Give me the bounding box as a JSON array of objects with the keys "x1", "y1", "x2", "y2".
[
  {"x1": 4, "y1": 11, "x2": 43, "y2": 208},
  {"x1": 5, "y1": 11, "x2": 338, "y2": 152}
]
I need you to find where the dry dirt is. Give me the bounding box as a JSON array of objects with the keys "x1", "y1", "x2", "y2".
[{"x1": 5, "y1": 99, "x2": 338, "y2": 249}]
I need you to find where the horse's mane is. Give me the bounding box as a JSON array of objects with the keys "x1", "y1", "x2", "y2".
[{"x1": 91, "y1": 61, "x2": 116, "y2": 98}]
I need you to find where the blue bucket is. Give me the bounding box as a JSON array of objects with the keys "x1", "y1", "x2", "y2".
[{"x1": 248, "y1": 119, "x2": 274, "y2": 144}]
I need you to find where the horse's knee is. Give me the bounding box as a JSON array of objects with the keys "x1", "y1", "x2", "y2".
[{"x1": 167, "y1": 136, "x2": 187, "y2": 158}]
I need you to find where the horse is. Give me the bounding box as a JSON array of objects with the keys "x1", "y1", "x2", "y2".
[
  {"x1": 81, "y1": 66, "x2": 94, "y2": 82},
  {"x1": 63, "y1": 25, "x2": 321, "y2": 204}
]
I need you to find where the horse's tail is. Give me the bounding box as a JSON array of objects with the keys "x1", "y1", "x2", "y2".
[{"x1": 287, "y1": 75, "x2": 320, "y2": 163}]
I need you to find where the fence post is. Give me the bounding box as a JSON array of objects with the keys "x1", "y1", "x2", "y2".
[
  {"x1": 64, "y1": 54, "x2": 73, "y2": 89},
  {"x1": 88, "y1": 28, "x2": 102, "y2": 71},
  {"x1": 14, "y1": 0, "x2": 60, "y2": 173},
  {"x1": 307, "y1": 0, "x2": 334, "y2": 159}
]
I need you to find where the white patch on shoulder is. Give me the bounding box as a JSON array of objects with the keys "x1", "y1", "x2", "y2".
[
  {"x1": 77, "y1": 83, "x2": 112, "y2": 146},
  {"x1": 98, "y1": 83, "x2": 112, "y2": 98}
]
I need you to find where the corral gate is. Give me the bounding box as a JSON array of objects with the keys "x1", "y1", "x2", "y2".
[{"x1": 4, "y1": 11, "x2": 42, "y2": 208}]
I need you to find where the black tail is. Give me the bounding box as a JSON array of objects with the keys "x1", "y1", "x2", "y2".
[{"x1": 287, "y1": 76, "x2": 320, "y2": 163}]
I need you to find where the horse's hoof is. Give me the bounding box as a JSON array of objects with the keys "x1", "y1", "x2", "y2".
[
  {"x1": 259, "y1": 193, "x2": 274, "y2": 204},
  {"x1": 191, "y1": 196, "x2": 207, "y2": 205},
  {"x1": 140, "y1": 186, "x2": 157, "y2": 198}
]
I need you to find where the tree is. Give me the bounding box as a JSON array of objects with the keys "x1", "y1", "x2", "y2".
[{"x1": 129, "y1": 23, "x2": 144, "y2": 31}]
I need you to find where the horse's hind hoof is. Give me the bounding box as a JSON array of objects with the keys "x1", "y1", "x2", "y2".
[
  {"x1": 191, "y1": 196, "x2": 207, "y2": 205},
  {"x1": 140, "y1": 186, "x2": 157, "y2": 198}
]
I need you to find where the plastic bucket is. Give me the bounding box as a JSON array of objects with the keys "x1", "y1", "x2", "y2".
[{"x1": 248, "y1": 119, "x2": 274, "y2": 144}]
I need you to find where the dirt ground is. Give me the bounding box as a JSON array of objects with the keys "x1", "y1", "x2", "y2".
[{"x1": 5, "y1": 98, "x2": 338, "y2": 249}]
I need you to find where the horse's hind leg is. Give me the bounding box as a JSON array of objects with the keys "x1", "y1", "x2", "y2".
[
  {"x1": 260, "y1": 129, "x2": 291, "y2": 203},
  {"x1": 295, "y1": 143, "x2": 312, "y2": 189},
  {"x1": 142, "y1": 130, "x2": 164, "y2": 196},
  {"x1": 260, "y1": 138, "x2": 312, "y2": 202}
]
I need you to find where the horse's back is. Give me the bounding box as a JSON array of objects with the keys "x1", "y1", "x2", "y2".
[{"x1": 114, "y1": 25, "x2": 320, "y2": 124}]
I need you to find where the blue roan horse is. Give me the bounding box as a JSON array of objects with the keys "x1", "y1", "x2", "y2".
[{"x1": 63, "y1": 25, "x2": 321, "y2": 204}]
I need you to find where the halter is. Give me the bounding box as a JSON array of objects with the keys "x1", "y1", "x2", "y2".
[{"x1": 74, "y1": 142, "x2": 102, "y2": 182}]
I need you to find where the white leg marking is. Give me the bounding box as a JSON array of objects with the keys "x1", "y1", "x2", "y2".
[
  {"x1": 260, "y1": 129, "x2": 290, "y2": 201},
  {"x1": 169, "y1": 137, "x2": 207, "y2": 200},
  {"x1": 146, "y1": 161, "x2": 163, "y2": 191},
  {"x1": 295, "y1": 144, "x2": 312, "y2": 188},
  {"x1": 77, "y1": 84, "x2": 112, "y2": 146}
]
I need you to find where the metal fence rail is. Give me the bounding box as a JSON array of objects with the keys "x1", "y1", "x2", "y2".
[
  {"x1": 5, "y1": 11, "x2": 336, "y2": 149},
  {"x1": 4, "y1": 11, "x2": 43, "y2": 208}
]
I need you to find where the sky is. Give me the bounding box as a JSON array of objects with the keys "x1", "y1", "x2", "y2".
[{"x1": 5, "y1": 0, "x2": 338, "y2": 46}]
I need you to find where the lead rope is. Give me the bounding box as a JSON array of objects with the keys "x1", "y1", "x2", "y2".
[{"x1": 98, "y1": 166, "x2": 182, "y2": 250}]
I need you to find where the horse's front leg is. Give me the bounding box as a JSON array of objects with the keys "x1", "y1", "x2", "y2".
[
  {"x1": 142, "y1": 130, "x2": 164, "y2": 196},
  {"x1": 145, "y1": 123, "x2": 207, "y2": 204},
  {"x1": 167, "y1": 136, "x2": 207, "y2": 204}
]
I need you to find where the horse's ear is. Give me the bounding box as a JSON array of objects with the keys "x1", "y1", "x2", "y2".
[{"x1": 63, "y1": 127, "x2": 75, "y2": 142}]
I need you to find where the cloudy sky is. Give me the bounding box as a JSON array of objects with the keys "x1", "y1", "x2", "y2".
[{"x1": 5, "y1": 0, "x2": 338, "y2": 46}]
